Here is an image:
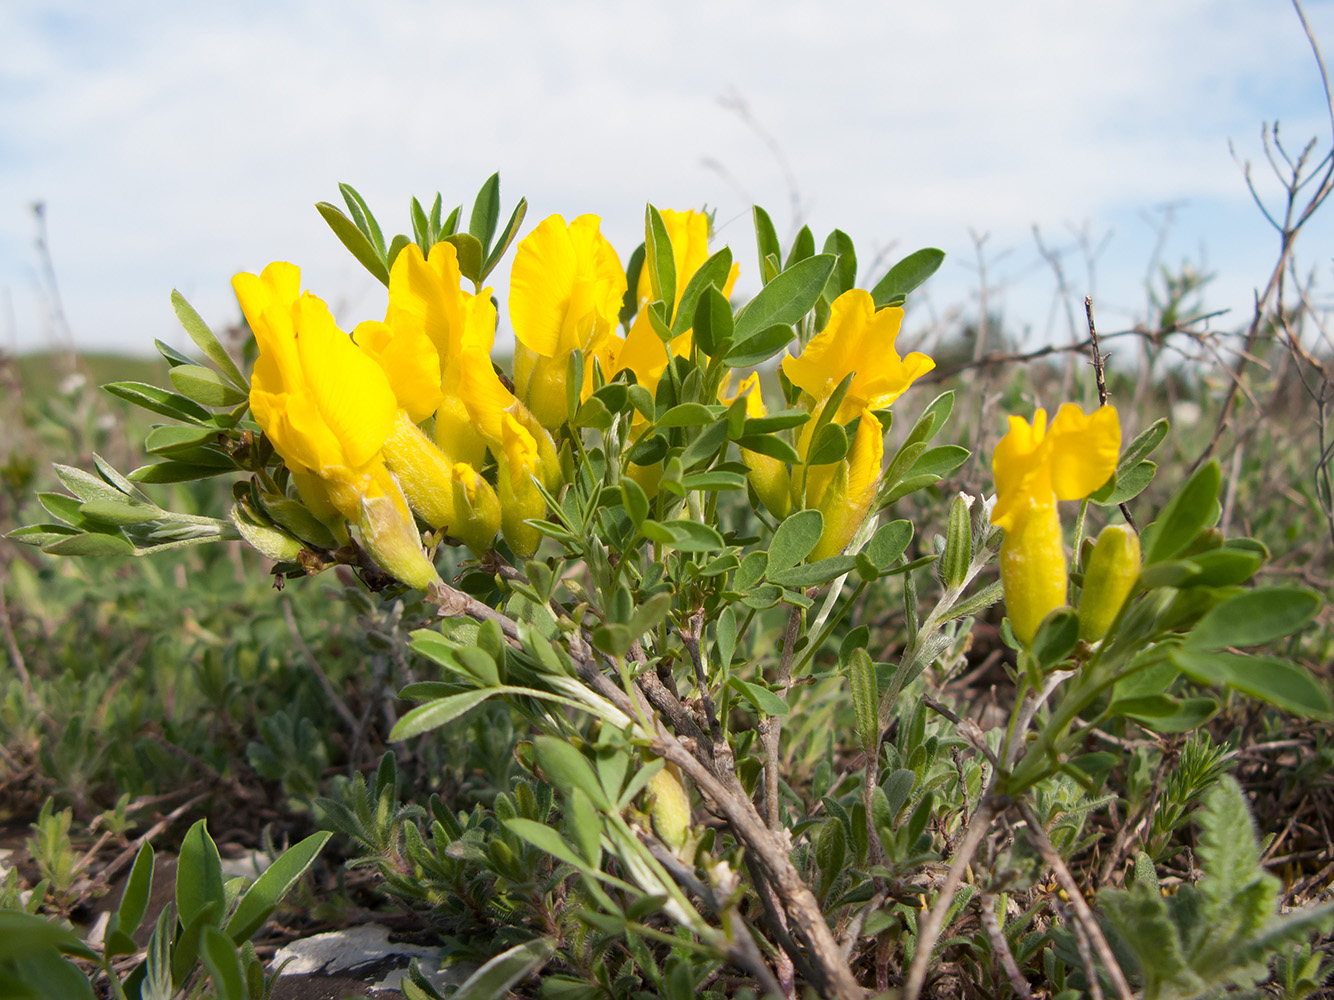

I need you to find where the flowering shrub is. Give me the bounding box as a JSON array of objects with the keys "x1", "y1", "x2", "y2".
[{"x1": 8, "y1": 175, "x2": 1332, "y2": 1000}]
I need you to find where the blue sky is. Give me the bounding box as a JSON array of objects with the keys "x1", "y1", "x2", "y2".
[{"x1": 3, "y1": 0, "x2": 1334, "y2": 358}]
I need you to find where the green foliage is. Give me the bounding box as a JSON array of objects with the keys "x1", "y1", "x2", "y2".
[{"x1": 1099, "y1": 778, "x2": 1334, "y2": 999}]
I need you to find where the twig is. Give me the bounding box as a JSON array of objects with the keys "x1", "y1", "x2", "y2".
[
  {"x1": 980, "y1": 893, "x2": 1033, "y2": 999},
  {"x1": 282, "y1": 600, "x2": 360, "y2": 733},
  {"x1": 0, "y1": 568, "x2": 37, "y2": 705},
  {"x1": 1017, "y1": 801, "x2": 1133, "y2": 1000},
  {"x1": 759, "y1": 605, "x2": 803, "y2": 830},
  {"x1": 1085, "y1": 297, "x2": 1138, "y2": 532},
  {"x1": 903, "y1": 794, "x2": 1008, "y2": 1000},
  {"x1": 1068, "y1": 904, "x2": 1106, "y2": 1000},
  {"x1": 681, "y1": 611, "x2": 724, "y2": 748}
]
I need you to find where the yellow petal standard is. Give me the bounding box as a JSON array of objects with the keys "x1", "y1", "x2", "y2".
[
  {"x1": 781, "y1": 289, "x2": 935, "y2": 423},
  {"x1": 509, "y1": 213, "x2": 626, "y2": 426},
  {"x1": 633, "y1": 208, "x2": 741, "y2": 315},
  {"x1": 990, "y1": 403, "x2": 1121, "y2": 645}
]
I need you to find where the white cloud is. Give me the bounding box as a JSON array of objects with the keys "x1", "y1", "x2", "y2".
[{"x1": 2, "y1": 0, "x2": 1333, "y2": 355}]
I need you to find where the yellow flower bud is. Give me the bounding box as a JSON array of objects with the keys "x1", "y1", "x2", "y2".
[
  {"x1": 1078, "y1": 524, "x2": 1141, "y2": 642},
  {"x1": 355, "y1": 471, "x2": 441, "y2": 591},
  {"x1": 229, "y1": 507, "x2": 304, "y2": 562},
  {"x1": 498, "y1": 413, "x2": 546, "y2": 558},
  {"x1": 381, "y1": 413, "x2": 499, "y2": 556},
  {"x1": 991, "y1": 404, "x2": 1121, "y2": 647},
  {"x1": 809, "y1": 408, "x2": 884, "y2": 562},
  {"x1": 646, "y1": 764, "x2": 692, "y2": 852}
]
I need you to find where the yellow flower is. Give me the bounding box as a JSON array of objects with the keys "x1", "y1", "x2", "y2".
[
  {"x1": 235, "y1": 262, "x2": 438, "y2": 589},
  {"x1": 991, "y1": 403, "x2": 1121, "y2": 645},
  {"x1": 509, "y1": 214, "x2": 626, "y2": 427},
  {"x1": 807, "y1": 408, "x2": 884, "y2": 561},
  {"x1": 781, "y1": 289, "x2": 935, "y2": 423},
  {"x1": 236, "y1": 262, "x2": 397, "y2": 521}
]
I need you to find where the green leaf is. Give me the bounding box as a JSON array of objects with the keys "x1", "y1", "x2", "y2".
[
  {"x1": 200, "y1": 926, "x2": 247, "y2": 1000},
  {"x1": 870, "y1": 248, "x2": 945, "y2": 307},
  {"x1": 1173, "y1": 650, "x2": 1332, "y2": 719},
  {"x1": 735, "y1": 551, "x2": 768, "y2": 590},
  {"x1": 0, "y1": 910, "x2": 98, "y2": 961},
  {"x1": 867, "y1": 520, "x2": 914, "y2": 568},
  {"x1": 805, "y1": 422, "x2": 849, "y2": 466},
  {"x1": 785, "y1": 225, "x2": 815, "y2": 269},
  {"x1": 1092, "y1": 460, "x2": 1156, "y2": 506},
  {"x1": 1029, "y1": 608, "x2": 1080, "y2": 671},
  {"x1": 678, "y1": 418, "x2": 730, "y2": 469},
  {"x1": 733, "y1": 255, "x2": 837, "y2": 344},
  {"x1": 768, "y1": 509, "x2": 824, "y2": 574},
  {"x1": 481, "y1": 198, "x2": 528, "y2": 281},
  {"x1": 656, "y1": 402, "x2": 720, "y2": 427},
  {"x1": 226, "y1": 831, "x2": 332, "y2": 944},
  {"x1": 450, "y1": 938, "x2": 556, "y2": 1000},
  {"x1": 104, "y1": 381, "x2": 212, "y2": 423},
  {"x1": 640, "y1": 518, "x2": 725, "y2": 552},
  {"x1": 316, "y1": 201, "x2": 389, "y2": 285},
  {"x1": 169, "y1": 366, "x2": 249, "y2": 408},
  {"x1": 442, "y1": 233, "x2": 484, "y2": 284},
  {"x1": 768, "y1": 555, "x2": 858, "y2": 588},
  {"x1": 644, "y1": 204, "x2": 676, "y2": 318},
  {"x1": 171, "y1": 291, "x2": 248, "y2": 389},
  {"x1": 503, "y1": 819, "x2": 591, "y2": 872},
  {"x1": 1120, "y1": 417, "x2": 1170, "y2": 469},
  {"x1": 145, "y1": 425, "x2": 221, "y2": 457},
  {"x1": 735, "y1": 433, "x2": 801, "y2": 464},
  {"x1": 177, "y1": 819, "x2": 225, "y2": 933},
  {"x1": 79, "y1": 500, "x2": 159, "y2": 526},
  {"x1": 816, "y1": 817, "x2": 847, "y2": 879},
  {"x1": 128, "y1": 461, "x2": 235, "y2": 484},
  {"x1": 849, "y1": 648, "x2": 879, "y2": 753},
  {"x1": 621, "y1": 479, "x2": 649, "y2": 528},
  {"x1": 469, "y1": 172, "x2": 502, "y2": 254},
  {"x1": 1145, "y1": 460, "x2": 1221, "y2": 563},
  {"x1": 753, "y1": 206, "x2": 781, "y2": 285},
  {"x1": 672, "y1": 247, "x2": 733, "y2": 337},
  {"x1": 117, "y1": 843, "x2": 155, "y2": 939},
  {"x1": 1185, "y1": 588, "x2": 1320, "y2": 649},
  {"x1": 908, "y1": 445, "x2": 969, "y2": 480},
  {"x1": 724, "y1": 322, "x2": 798, "y2": 368},
  {"x1": 726, "y1": 677, "x2": 789, "y2": 716},
  {"x1": 339, "y1": 182, "x2": 386, "y2": 259},
  {"x1": 1099, "y1": 877, "x2": 1187, "y2": 986},
  {"x1": 742, "y1": 410, "x2": 809, "y2": 434},
  {"x1": 693, "y1": 283, "x2": 734, "y2": 357},
  {"x1": 4, "y1": 950, "x2": 97, "y2": 999},
  {"x1": 43, "y1": 531, "x2": 135, "y2": 557},
  {"x1": 822, "y1": 229, "x2": 857, "y2": 299},
  {"x1": 534, "y1": 736, "x2": 611, "y2": 810},
  {"x1": 390, "y1": 689, "x2": 497, "y2": 741},
  {"x1": 565, "y1": 788, "x2": 602, "y2": 867},
  {"x1": 1120, "y1": 696, "x2": 1219, "y2": 733}
]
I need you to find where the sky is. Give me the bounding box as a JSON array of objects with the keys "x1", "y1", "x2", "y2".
[{"x1": 3, "y1": 0, "x2": 1334, "y2": 360}]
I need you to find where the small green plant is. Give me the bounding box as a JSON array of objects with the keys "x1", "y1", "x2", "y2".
[{"x1": 1097, "y1": 777, "x2": 1334, "y2": 999}]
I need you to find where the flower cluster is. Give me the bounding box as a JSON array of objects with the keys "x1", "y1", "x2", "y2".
[{"x1": 239, "y1": 207, "x2": 945, "y2": 588}]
